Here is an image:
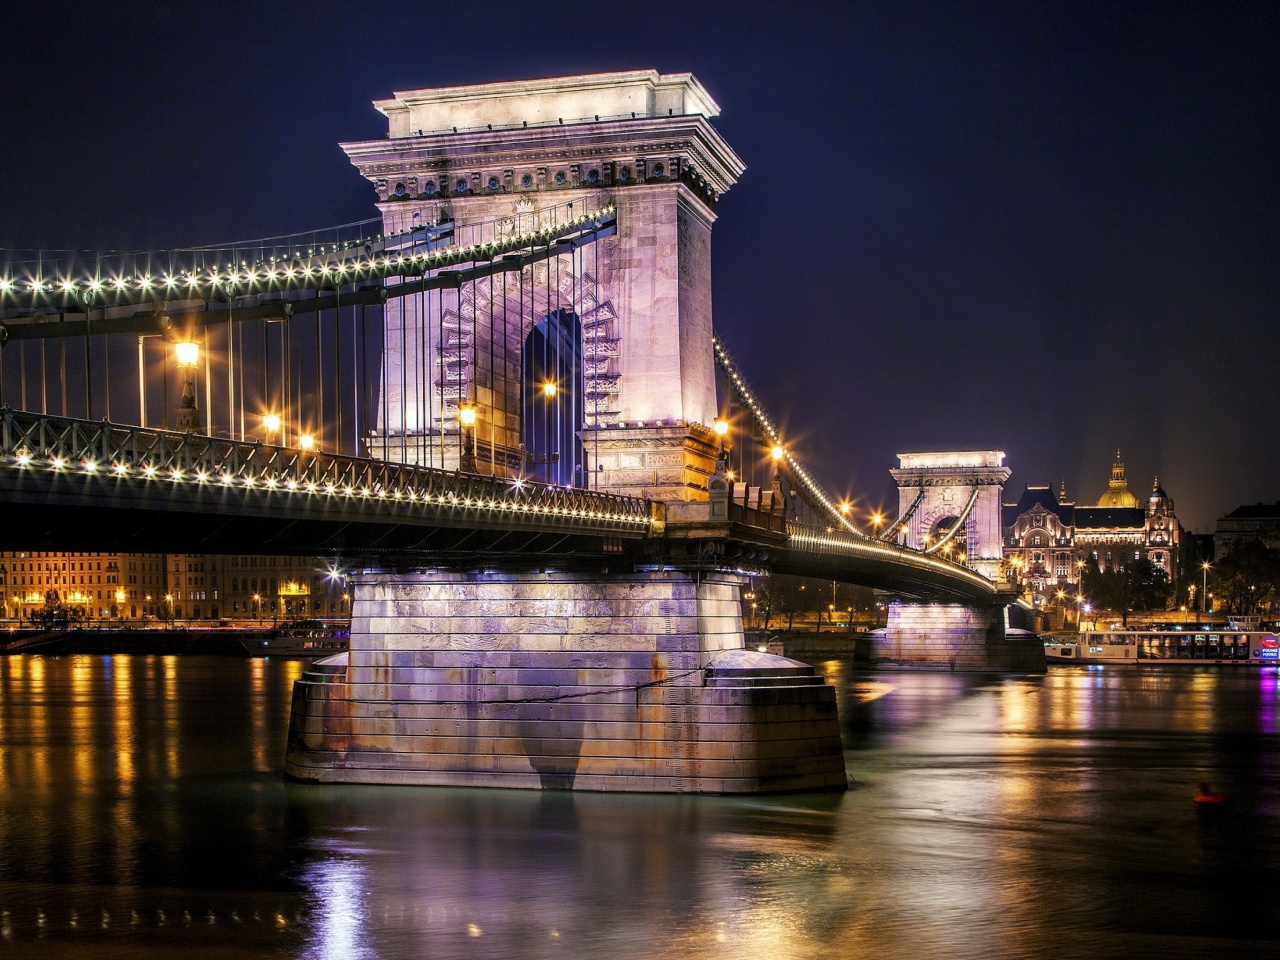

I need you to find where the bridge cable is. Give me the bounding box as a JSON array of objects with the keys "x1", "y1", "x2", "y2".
[
  {"x1": 711, "y1": 334, "x2": 862, "y2": 537},
  {"x1": 922, "y1": 488, "x2": 980, "y2": 555},
  {"x1": 882, "y1": 489, "x2": 924, "y2": 541}
]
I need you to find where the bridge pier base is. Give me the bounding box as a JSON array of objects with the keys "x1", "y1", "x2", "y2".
[
  {"x1": 285, "y1": 568, "x2": 847, "y2": 793},
  {"x1": 871, "y1": 604, "x2": 1045, "y2": 672}
]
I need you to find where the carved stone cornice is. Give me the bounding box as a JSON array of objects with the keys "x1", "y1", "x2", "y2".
[{"x1": 342, "y1": 115, "x2": 744, "y2": 197}]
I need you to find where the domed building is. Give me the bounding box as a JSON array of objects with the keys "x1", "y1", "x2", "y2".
[
  {"x1": 1094, "y1": 450, "x2": 1140, "y2": 508},
  {"x1": 1002, "y1": 451, "x2": 1183, "y2": 608}
]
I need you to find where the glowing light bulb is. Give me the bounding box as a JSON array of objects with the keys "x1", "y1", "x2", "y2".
[{"x1": 174, "y1": 341, "x2": 199, "y2": 368}]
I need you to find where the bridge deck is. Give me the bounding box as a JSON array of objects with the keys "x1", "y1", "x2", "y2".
[{"x1": 0, "y1": 409, "x2": 649, "y2": 556}]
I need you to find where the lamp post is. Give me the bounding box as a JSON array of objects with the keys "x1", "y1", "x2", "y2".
[
  {"x1": 459, "y1": 404, "x2": 477, "y2": 473},
  {"x1": 174, "y1": 340, "x2": 200, "y2": 432},
  {"x1": 770, "y1": 444, "x2": 785, "y2": 517},
  {"x1": 298, "y1": 433, "x2": 316, "y2": 452},
  {"x1": 1201, "y1": 561, "x2": 1210, "y2": 614},
  {"x1": 252, "y1": 593, "x2": 262, "y2": 623},
  {"x1": 262, "y1": 413, "x2": 281, "y2": 444}
]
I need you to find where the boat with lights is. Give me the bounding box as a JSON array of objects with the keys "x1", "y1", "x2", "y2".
[
  {"x1": 1044, "y1": 629, "x2": 1279, "y2": 665},
  {"x1": 241, "y1": 619, "x2": 350, "y2": 658}
]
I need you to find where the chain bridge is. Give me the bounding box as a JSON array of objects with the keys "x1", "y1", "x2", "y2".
[{"x1": 0, "y1": 71, "x2": 1037, "y2": 794}]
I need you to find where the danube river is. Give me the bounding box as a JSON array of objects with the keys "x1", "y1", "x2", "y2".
[{"x1": 0, "y1": 655, "x2": 1276, "y2": 959}]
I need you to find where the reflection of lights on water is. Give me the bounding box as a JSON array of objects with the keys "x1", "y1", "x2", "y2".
[
  {"x1": 850, "y1": 681, "x2": 896, "y2": 703},
  {"x1": 72, "y1": 656, "x2": 94, "y2": 787},
  {"x1": 467, "y1": 923, "x2": 482, "y2": 937},
  {"x1": 114, "y1": 655, "x2": 135, "y2": 787},
  {"x1": 250, "y1": 658, "x2": 267, "y2": 771},
  {"x1": 302, "y1": 858, "x2": 372, "y2": 959},
  {"x1": 163, "y1": 655, "x2": 180, "y2": 778},
  {"x1": 1260, "y1": 671, "x2": 1277, "y2": 734}
]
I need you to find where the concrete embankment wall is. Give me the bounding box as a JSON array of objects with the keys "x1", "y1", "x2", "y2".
[{"x1": 285, "y1": 569, "x2": 847, "y2": 793}]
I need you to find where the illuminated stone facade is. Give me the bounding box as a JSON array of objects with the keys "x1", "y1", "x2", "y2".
[
  {"x1": 0, "y1": 550, "x2": 350, "y2": 624},
  {"x1": 285, "y1": 72, "x2": 848, "y2": 794},
  {"x1": 1, "y1": 551, "x2": 165, "y2": 621},
  {"x1": 1002, "y1": 453, "x2": 1183, "y2": 608},
  {"x1": 286, "y1": 569, "x2": 846, "y2": 793},
  {"x1": 889, "y1": 451, "x2": 1011, "y2": 581},
  {"x1": 342, "y1": 70, "x2": 744, "y2": 501}
]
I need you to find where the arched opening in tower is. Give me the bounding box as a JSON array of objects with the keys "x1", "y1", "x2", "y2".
[
  {"x1": 931, "y1": 516, "x2": 969, "y2": 560},
  {"x1": 522, "y1": 308, "x2": 584, "y2": 487}
]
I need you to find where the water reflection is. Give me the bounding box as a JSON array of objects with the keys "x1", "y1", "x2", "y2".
[{"x1": 0, "y1": 657, "x2": 1276, "y2": 958}]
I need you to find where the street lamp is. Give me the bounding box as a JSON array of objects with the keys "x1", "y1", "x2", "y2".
[
  {"x1": 870, "y1": 512, "x2": 884, "y2": 537},
  {"x1": 262, "y1": 412, "x2": 281, "y2": 441},
  {"x1": 252, "y1": 593, "x2": 262, "y2": 621},
  {"x1": 542, "y1": 381, "x2": 557, "y2": 398},
  {"x1": 174, "y1": 340, "x2": 200, "y2": 432},
  {"x1": 713, "y1": 418, "x2": 730, "y2": 472},
  {"x1": 1201, "y1": 561, "x2": 1211, "y2": 613},
  {"x1": 459, "y1": 403, "x2": 477, "y2": 472},
  {"x1": 298, "y1": 433, "x2": 316, "y2": 452}
]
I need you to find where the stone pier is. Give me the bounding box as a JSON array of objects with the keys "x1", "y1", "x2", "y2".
[
  {"x1": 285, "y1": 568, "x2": 847, "y2": 793},
  {"x1": 870, "y1": 603, "x2": 1045, "y2": 672}
]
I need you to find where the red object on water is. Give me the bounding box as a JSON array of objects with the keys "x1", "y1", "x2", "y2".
[{"x1": 1194, "y1": 781, "x2": 1229, "y2": 804}]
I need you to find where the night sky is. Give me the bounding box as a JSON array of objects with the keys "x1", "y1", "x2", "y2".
[{"x1": 1, "y1": 0, "x2": 1275, "y2": 531}]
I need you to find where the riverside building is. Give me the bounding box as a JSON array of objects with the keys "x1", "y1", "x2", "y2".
[{"x1": 1002, "y1": 451, "x2": 1182, "y2": 608}]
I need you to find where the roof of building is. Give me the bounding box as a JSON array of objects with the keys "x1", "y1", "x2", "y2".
[
  {"x1": 1075, "y1": 506, "x2": 1147, "y2": 529},
  {"x1": 1003, "y1": 485, "x2": 1072, "y2": 529},
  {"x1": 1220, "y1": 501, "x2": 1280, "y2": 520}
]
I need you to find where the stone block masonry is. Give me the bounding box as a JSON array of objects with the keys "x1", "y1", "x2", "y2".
[
  {"x1": 872, "y1": 603, "x2": 1046, "y2": 672},
  {"x1": 286, "y1": 568, "x2": 847, "y2": 793}
]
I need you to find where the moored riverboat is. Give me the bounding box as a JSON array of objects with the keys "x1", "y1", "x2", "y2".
[
  {"x1": 241, "y1": 620, "x2": 350, "y2": 658},
  {"x1": 1045, "y1": 629, "x2": 1279, "y2": 665}
]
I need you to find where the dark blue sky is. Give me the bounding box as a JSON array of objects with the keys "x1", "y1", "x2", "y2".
[{"x1": 1, "y1": 0, "x2": 1275, "y2": 530}]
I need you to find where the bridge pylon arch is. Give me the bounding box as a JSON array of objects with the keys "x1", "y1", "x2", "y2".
[
  {"x1": 890, "y1": 451, "x2": 1010, "y2": 581},
  {"x1": 343, "y1": 70, "x2": 744, "y2": 500}
]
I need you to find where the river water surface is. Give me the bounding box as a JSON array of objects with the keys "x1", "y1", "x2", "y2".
[{"x1": 0, "y1": 655, "x2": 1277, "y2": 959}]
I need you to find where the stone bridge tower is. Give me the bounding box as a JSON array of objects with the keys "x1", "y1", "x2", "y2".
[
  {"x1": 890, "y1": 451, "x2": 1010, "y2": 581},
  {"x1": 341, "y1": 71, "x2": 744, "y2": 501}
]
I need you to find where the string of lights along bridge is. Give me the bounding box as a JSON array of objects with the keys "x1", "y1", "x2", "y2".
[{"x1": 0, "y1": 107, "x2": 990, "y2": 603}]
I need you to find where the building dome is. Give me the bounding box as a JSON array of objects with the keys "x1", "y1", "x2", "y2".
[{"x1": 1096, "y1": 450, "x2": 1139, "y2": 508}]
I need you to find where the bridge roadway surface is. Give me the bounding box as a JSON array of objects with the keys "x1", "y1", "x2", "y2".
[{"x1": 0, "y1": 409, "x2": 1000, "y2": 603}]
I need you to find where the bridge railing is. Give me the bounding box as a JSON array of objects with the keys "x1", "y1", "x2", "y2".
[
  {"x1": 727, "y1": 498, "x2": 787, "y2": 534},
  {"x1": 0, "y1": 409, "x2": 651, "y2": 534},
  {"x1": 0, "y1": 198, "x2": 617, "y2": 319}
]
